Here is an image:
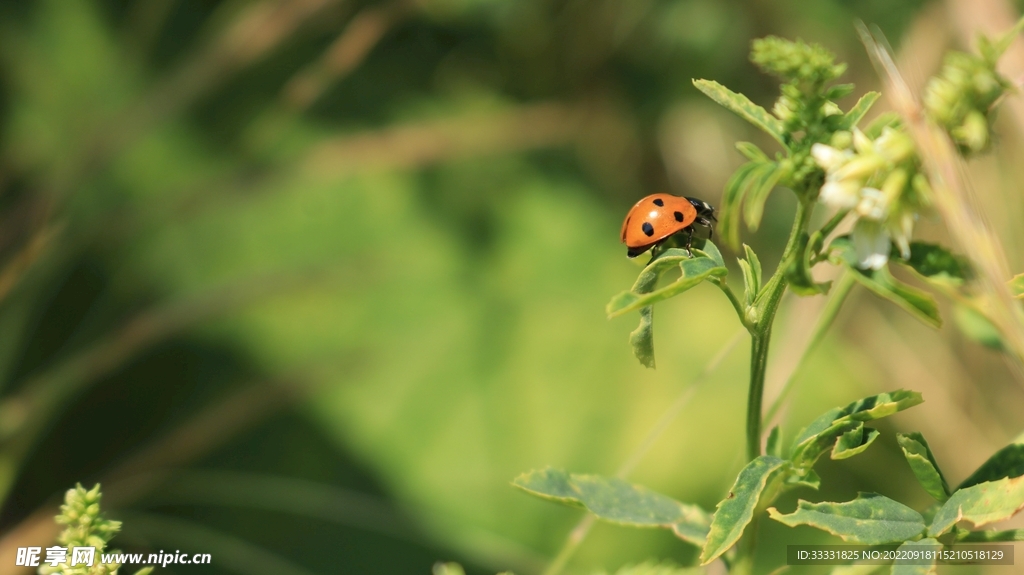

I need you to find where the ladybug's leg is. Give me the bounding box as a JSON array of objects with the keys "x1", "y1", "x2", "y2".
[{"x1": 684, "y1": 227, "x2": 694, "y2": 256}]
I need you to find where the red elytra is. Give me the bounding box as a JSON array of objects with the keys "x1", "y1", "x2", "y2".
[{"x1": 620, "y1": 193, "x2": 698, "y2": 250}]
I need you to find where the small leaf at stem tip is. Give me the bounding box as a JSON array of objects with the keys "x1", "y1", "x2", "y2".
[
  {"x1": 719, "y1": 162, "x2": 763, "y2": 249},
  {"x1": 958, "y1": 431, "x2": 1024, "y2": 489},
  {"x1": 891, "y1": 538, "x2": 940, "y2": 575},
  {"x1": 928, "y1": 475, "x2": 1024, "y2": 536},
  {"x1": 768, "y1": 493, "x2": 927, "y2": 544},
  {"x1": 897, "y1": 432, "x2": 950, "y2": 502},
  {"x1": 766, "y1": 425, "x2": 782, "y2": 458},
  {"x1": 692, "y1": 79, "x2": 787, "y2": 147},
  {"x1": 842, "y1": 91, "x2": 880, "y2": 129},
  {"x1": 743, "y1": 164, "x2": 782, "y2": 231},
  {"x1": 831, "y1": 424, "x2": 880, "y2": 460},
  {"x1": 512, "y1": 468, "x2": 711, "y2": 546},
  {"x1": 700, "y1": 456, "x2": 788, "y2": 565},
  {"x1": 1009, "y1": 273, "x2": 1024, "y2": 299}
]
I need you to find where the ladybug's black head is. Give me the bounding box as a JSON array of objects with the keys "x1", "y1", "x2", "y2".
[{"x1": 685, "y1": 197, "x2": 717, "y2": 221}]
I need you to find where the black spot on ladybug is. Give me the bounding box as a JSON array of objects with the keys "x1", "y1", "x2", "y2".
[
  {"x1": 642, "y1": 222, "x2": 655, "y2": 236},
  {"x1": 653, "y1": 198, "x2": 664, "y2": 206},
  {"x1": 674, "y1": 211, "x2": 684, "y2": 222}
]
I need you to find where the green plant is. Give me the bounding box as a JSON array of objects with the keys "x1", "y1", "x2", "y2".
[
  {"x1": 512, "y1": 28, "x2": 1024, "y2": 575},
  {"x1": 40, "y1": 483, "x2": 153, "y2": 575}
]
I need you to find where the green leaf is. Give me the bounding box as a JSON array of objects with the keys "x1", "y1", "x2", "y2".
[
  {"x1": 719, "y1": 162, "x2": 770, "y2": 249},
  {"x1": 604, "y1": 561, "x2": 702, "y2": 575},
  {"x1": 695, "y1": 241, "x2": 726, "y2": 268},
  {"x1": 960, "y1": 529, "x2": 1024, "y2": 541},
  {"x1": 607, "y1": 256, "x2": 728, "y2": 318},
  {"x1": 891, "y1": 538, "x2": 939, "y2": 575},
  {"x1": 736, "y1": 142, "x2": 769, "y2": 162},
  {"x1": 842, "y1": 91, "x2": 880, "y2": 129},
  {"x1": 831, "y1": 424, "x2": 880, "y2": 460},
  {"x1": 863, "y1": 112, "x2": 901, "y2": 139},
  {"x1": 768, "y1": 493, "x2": 926, "y2": 544},
  {"x1": 929, "y1": 475, "x2": 1024, "y2": 536},
  {"x1": 790, "y1": 390, "x2": 924, "y2": 470},
  {"x1": 766, "y1": 425, "x2": 782, "y2": 458},
  {"x1": 897, "y1": 432, "x2": 950, "y2": 502},
  {"x1": 900, "y1": 242, "x2": 970, "y2": 287},
  {"x1": 1010, "y1": 273, "x2": 1024, "y2": 298},
  {"x1": 831, "y1": 565, "x2": 886, "y2": 575},
  {"x1": 958, "y1": 431, "x2": 1024, "y2": 489},
  {"x1": 786, "y1": 231, "x2": 830, "y2": 296},
  {"x1": 743, "y1": 164, "x2": 782, "y2": 231},
  {"x1": 700, "y1": 456, "x2": 788, "y2": 565},
  {"x1": 512, "y1": 468, "x2": 711, "y2": 545},
  {"x1": 692, "y1": 79, "x2": 787, "y2": 147},
  {"x1": 953, "y1": 304, "x2": 1004, "y2": 351},
  {"x1": 831, "y1": 238, "x2": 940, "y2": 327}
]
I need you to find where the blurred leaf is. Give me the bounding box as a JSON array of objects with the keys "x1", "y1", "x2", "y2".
[
  {"x1": 790, "y1": 390, "x2": 924, "y2": 470},
  {"x1": 891, "y1": 538, "x2": 939, "y2": 575},
  {"x1": 1010, "y1": 273, "x2": 1024, "y2": 298},
  {"x1": 786, "y1": 231, "x2": 830, "y2": 296},
  {"x1": 736, "y1": 142, "x2": 770, "y2": 162},
  {"x1": 953, "y1": 304, "x2": 1004, "y2": 350},
  {"x1": 743, "y1": 164, "x2": 782, "y2": 231},
  {"x1": 831, "y1": 424, "x2": 879, "y2": 460},
  {"x1": 768, "y1": 493, "x2": 926, "y2": 544},
  {"x1": 692, "y1": 79, "x2": 786, "y2": 147},
  {"x1": 929, "y1": 475, "x2": 1024, "y2": 536},
  {"x1": 133, "y1": 568, "x2": 154, "y2": 575},
  {"x1": 512, "y1": 468, "x2": 711, "y2": 546},
  {"x1": 766, "y1": 425, "x2": 782, "y2": 458},
  {"x1": 841, "y1": 92, "x2": 880, "y2": 129},
  {"x1": 433, "y1": 563, "x2": 466, "y2": 575},
  {"x1": 863, "y1": 112, "x2": 901, "y2": 139},
  {"x1": 607, "y1": 255, "x2": 727, "y2": 318},
  {"x1": 958, "y1": 431, "x2": 1024, "y2": 489},
  {"x1": 831, "y1": 564, "x2": 885, "y2": 575},
  {"x1": 700, "y1": 456, "x2": 788, "y2": 565},
  {"x1": 831, "y1": 236, "x2": 940, "y2": 327},
  {"x1": 601, "y1": 561, "x2": 702, "y2": 575},
  {"x1": 900, "y1": 242, "x2": 970, "y2": 287},
  {"x1": 897, "y1": 432, "x2": 950, "y2": 502}
]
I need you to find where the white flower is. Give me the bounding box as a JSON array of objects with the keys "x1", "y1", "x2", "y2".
[
  {"x1": 855, "y1": 187, "x2": 887, "y2": 221},
  {"x1": 819, "y1": 180, "x2": 860, "y2": 210},
  {"x1": 853, "y1": 219, "x2": 891, "y2": 270},
  {"x1": 811, "y1": 143, "x2": 851, "y2": 171}
]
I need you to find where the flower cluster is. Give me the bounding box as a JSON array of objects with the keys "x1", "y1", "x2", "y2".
[
  {"x1": 924, "y1": 49, "x2": 1012, "y2": 154},
  {"x1": 41, "y1": 484, "x2": 122, "y2": 575},
  {"x1": 812, "y1": 127, "x2": 930, "y2": 269}
]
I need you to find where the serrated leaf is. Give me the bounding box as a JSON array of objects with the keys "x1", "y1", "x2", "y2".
[
  {"x1": 790, "y1": 390, "x2": 923, "y2": 470},
  {"x1": 736, "y1": 142, "x2": 769, "y2": 162},
  {"x1": 1010, "y1": 273, "x2": 1024, "y2": 298},
  {"x1": 831, "y1": 424, "x2": 879, "y2": 460},
  {"x1": 891, "y1": 538, "x2": 939, "y2": 575},
  {"x1": 831, "y1": 237, "x2": 940, "y2": 327},
  {"x1": 897, "y1": 433, "x2": 950, "y2": 502},
  {"x1": 768, "y1": 493, "x2": 926, "y2": 544},
  {"x1": 842, "y1": 92, "x2": 880, "y2": 129},
  {"x1": 512, "y1": 468, "x2": 711, "y2": 545},
  {"x1": 693, "y1": 79, "x2": 786, "y2": 147},
  {"x1": 958, "y1": 432, "x2": 1024, "y2": 489},
  {"x1": 607, "y1": 256, "x2": 727, "y2": 318},
  {"x1": 743, "y1": 164, "x2": 782, "y2": 231},
  {"x1": 766, "y1": 425, "x2": 782, "y2": 458},
  {"x1": 900, "y1": 242, "x2": 970, "y2": 287},
  {"x1": 700, "y1": 456, "x2": 788, "y2": 565},
  {"x1": 929, "y1": 475, "x2": 1024, "y2": 536}
]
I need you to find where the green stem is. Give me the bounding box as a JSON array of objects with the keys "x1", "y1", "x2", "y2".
[{"x1": 713, "y1": 278, "x2": 750, "y2": 330}]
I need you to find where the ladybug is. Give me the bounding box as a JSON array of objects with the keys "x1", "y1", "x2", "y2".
[{"x1": 620, "y1": 194, "x2": 717, "y2": 258}]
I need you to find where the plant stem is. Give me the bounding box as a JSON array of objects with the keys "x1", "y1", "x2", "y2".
[{"x1": 713, "y1": 278, "x2": 750, "y2": 330}]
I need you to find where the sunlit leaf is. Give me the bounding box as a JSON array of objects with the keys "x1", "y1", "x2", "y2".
[
  {"x1": 768, "y1": 493, "x2": 926, "y2": 544},
  {"x1": 692, "y1": 79, "x2": 787, "y2": 147},
  {"x1": 841, "y1": 91, "x2": 880, "y2": 129},
  {"x1": 607, "y1": 256, "x2": 727, "y2": 318},
  {"x1": 929, "y1": 475, "x2": 1024, "y2": 536},
  {"x1": 512, "y1": 468, "x2": 711, "y2": 546},
  {"x1": 700, "y1": 456, "x2": 788, "y2": 565},
  {"x1": 897, "y1": 432, "x2": 950, "y2": 502},
  {"x1": 831, "y1": 424, "x2": 879, "y2": 460},
  {"x1": 891, "y1": 538, "x2": 939, "y2": 575},
  {"x1": 958, "y1": 431, "x2": 1024, "y2": 489}
]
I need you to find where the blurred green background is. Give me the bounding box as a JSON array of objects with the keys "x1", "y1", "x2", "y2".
[{"x1": 1, "y1": 0, "x2": 1024, "y2": 574}]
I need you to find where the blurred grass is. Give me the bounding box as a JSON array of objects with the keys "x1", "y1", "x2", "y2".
[{"x1": 0, "y1": 0, "x2": 1022, "y2": 574}]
